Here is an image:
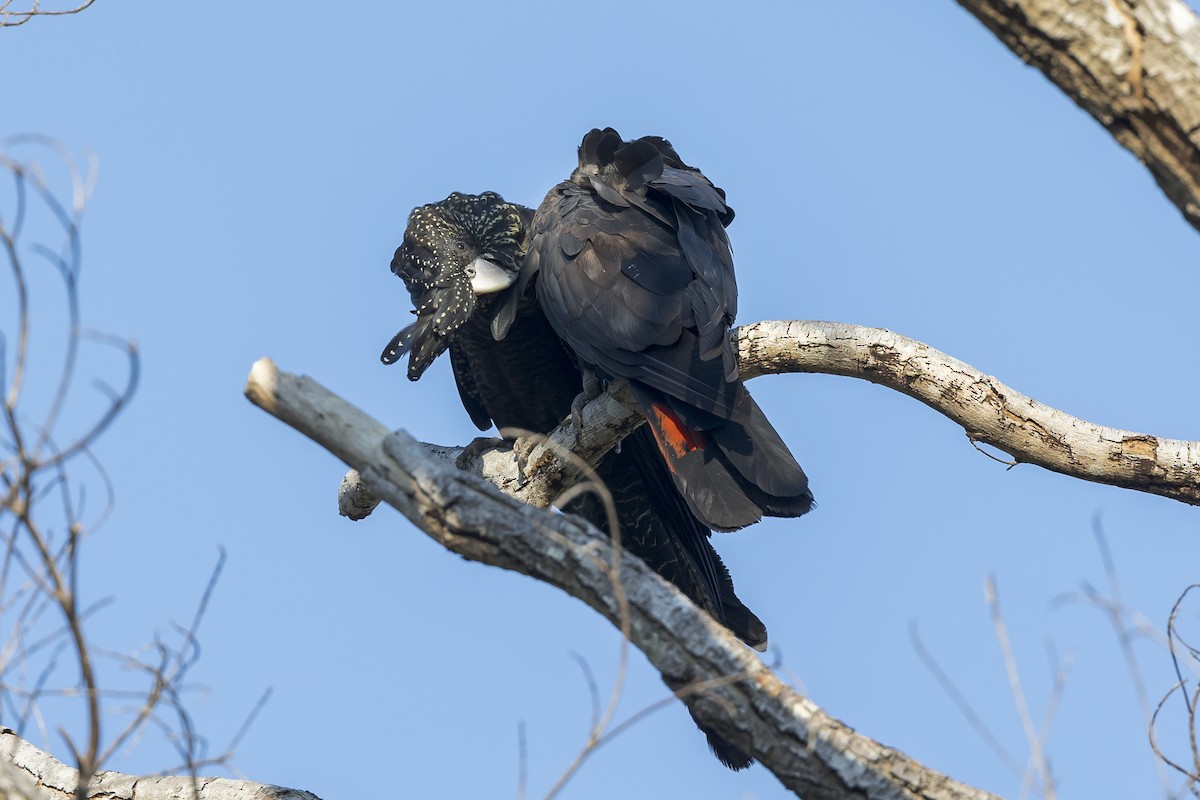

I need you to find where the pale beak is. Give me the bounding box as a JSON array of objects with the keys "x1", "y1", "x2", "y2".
[{"x1": 468, "y1": 256, "x2": 516, "y2": 294}]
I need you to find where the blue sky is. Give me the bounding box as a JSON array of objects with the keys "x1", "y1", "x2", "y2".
[{"x1": 5, "y1": 2, "x2": 1200, "y2": 798}]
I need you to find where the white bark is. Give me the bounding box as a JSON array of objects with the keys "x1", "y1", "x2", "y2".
[
  {"x1": 336, "y1": 321, "x2": 1200, "y2": 518},
  {"x1": 737, "y1": 321, "x2": 1200, "y2": 504},
  {"x1": 955, "y1": 0, "x2": 1200, "y2": 232},
  {"x1": 0, "y1": 729, "x2": 320, "y2": 800},
  {"x1": 245, "y1": 357, "x2": 1001, "y2": 800},
  {"x1": 302, "y1": 319, "x2": 1199, "y2": 793}
]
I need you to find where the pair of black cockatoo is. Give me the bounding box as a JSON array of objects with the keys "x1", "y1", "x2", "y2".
[{"x1": 382, "y1": 128, "x2": 813, "y2": 770}]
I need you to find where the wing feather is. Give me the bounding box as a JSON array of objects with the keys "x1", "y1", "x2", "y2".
[{"x1": 530, "y1": 164, "x2": 740, "y2": 414}]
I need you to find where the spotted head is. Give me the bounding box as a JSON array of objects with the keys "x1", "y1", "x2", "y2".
[{"x1": 380, "y1": 191, "x2": 530, "y2": 380}]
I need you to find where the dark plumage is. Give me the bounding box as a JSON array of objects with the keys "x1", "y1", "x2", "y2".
[
  {"x1": 382, "y1": 192, "x2": 527, "y2": 380},
  {"x1": 497, "y1": 128, "x2": 814, "y2": 533},
  {"x1": 382, "y1": 190, "x2": 765, "y2": 770}
]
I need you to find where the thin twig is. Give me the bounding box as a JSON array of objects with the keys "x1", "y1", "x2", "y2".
[
  {"x1": 0, "y1": 140, "x2": 239, "y2": 797},
  {"x1": 516, "y1": 721, "x2": 527, "y2": 800},
  {"x1": 567, "y1": 651, "x2": 602, "y2": 733},
  {"x1": 1150, "y1": 681, "x2": 1200, "y2": 785},
  {"x1": 496, "y1": 427, "x2": 630, "y2": 800},
  {"x1": 910, "y1": 620, "x2": 1024, "y2": 778},
  {"x1": 985, "y1": 575, "x2": 1054, "y2": 800},
  {"x1": 0, "y1": 1, "x2": 98, "y2": 30},
  {"x1": 1089, "y1": 515, "x2": 1176, "y2": 796}
]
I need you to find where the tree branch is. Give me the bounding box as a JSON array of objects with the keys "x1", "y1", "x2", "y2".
[
  {"x1": 737, "y1": 321, "x2": 1200, "y2": 505},
  {"x1": 334, "y1": 321, "x2": 1200, "y2": 517},
  {"x1": 244, "y1": 356, "x2": 1000, "y2": 800},
  {"x1": 0, "y1": 1, "x2": 97, "y2": 28},
  {"x1": 0, "y1": 728, "x2": 321, "y2": 800},
  {"x1": 954, "y1": 0, "x2": 1200, "y2": 234}
]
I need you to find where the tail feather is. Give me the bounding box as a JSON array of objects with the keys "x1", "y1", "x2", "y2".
[
  {"x1": 640, "y1": 394, "x2": 764, "y2": 531},
  {"x1": 705, "y1": 387, "x2": 813, "y2": 518},
  {"x1": 590, "y1": 429, "x2": 763, "y2": 770},
  {"x1": 690, "y1": 710, "x2": 753, "y2": 770},
  {"x1": 619, "y1": 427, "x2": 768, "y2": 650},
  {"x1": 635, "y1": 383, "x2": 814, "y2": 531}
]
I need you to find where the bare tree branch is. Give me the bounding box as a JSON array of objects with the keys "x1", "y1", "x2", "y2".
[
  {"x1": 246, "y1": 357, "x2": 1001, "y2": 800},
  {"x1": 255, "y1": 316, "x2": 1200, "y2": 796},
  {"x1": 0, "y1": 0, "x2": 96, "y2": 29},
  {"x1": 954, "y1": 0, "x2": 1200, "y2": 234},
  {"x1": 737, "y1": 321, "x2": 1200, "y2": 505},
  {"x1": 272, "y1": 317, "x2": 1200, "y2": 793},
  {"x1": 1, "y1": 140, "x2": 257, "y2": 800},
  {"x1": 0, "y1": 728, "x2": 320, "y2": 800},
  {"x1": 334, "y1": 321, "x2": 1200, "y2": 519}
]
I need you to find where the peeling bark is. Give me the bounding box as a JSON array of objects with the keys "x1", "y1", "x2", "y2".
[
  {"x1": 245, "y1": 359, "x2": 1001, "y2": 800},
  {"x1": 335, "y1": 321, "x2": 1200, "y2": 517},
  {"x1": 0, "y1": 729, "x2": 320, "y2": 800},
  {"x1": 955, "y1": 0, "x2": 1200, "y2": 232},
  {"x1": 738, "y1": 321, "x2": 1200, "y2": 504}
]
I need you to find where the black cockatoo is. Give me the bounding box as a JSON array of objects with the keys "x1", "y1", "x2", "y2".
[
  {"x1": 495, "y1": 128, "x2": 814, "y2": 533},
  {"x1": 382, "y1": 191, "x2": 764, "y2": 770}
]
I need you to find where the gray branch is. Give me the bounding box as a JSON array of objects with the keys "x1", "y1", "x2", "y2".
[
  {"x1": 738, "y1": 321, "x2": 1200, "y2": 505},
  {"x1": 283, "y1": 318, "x2": 1195, "y2": 796},
  {"x1": 339, "y1": 321, "x2": 1200, "y2": 517},
  {"x1": 0, "y1": 728, "x2": 321, "y2": 800},
  {"x1": 245, "y1": 349, "x2": 1008, "y2": 800},
  {"x1": 955, "y1": 0, "x2": 1200, "y2": 233}
]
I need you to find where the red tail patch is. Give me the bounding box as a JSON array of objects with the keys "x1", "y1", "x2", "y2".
[{"x1": 647, "y1": 403, "x2": 705, "y2": 461}]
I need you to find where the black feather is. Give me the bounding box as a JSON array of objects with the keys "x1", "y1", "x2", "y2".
[
  {"x1": 384, "y1": 188, "x2": 770, "y2": 770},
  {"x1": 612, "y1": 138, "x2": 664, "y2": 190},
  {"x1": 525, "y1": 127, "x2": 813, "y2": 533}
]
